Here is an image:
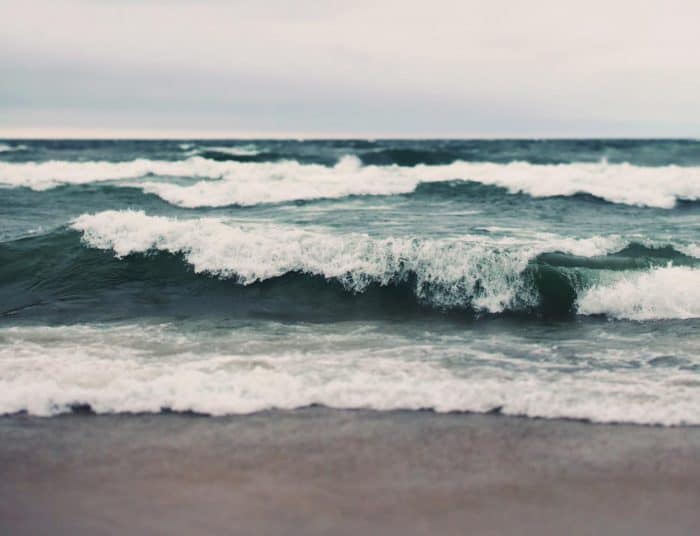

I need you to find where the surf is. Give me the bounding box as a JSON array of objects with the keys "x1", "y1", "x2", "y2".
[
  {"x1": 3, "y1": 155, "x2": 700, "y2": 208},
  {"x1": 2, "y1": 210, "x2": 700, "y2": 322}
]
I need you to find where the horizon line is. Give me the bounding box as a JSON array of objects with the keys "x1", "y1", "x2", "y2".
[{"x1": 0, "y1": 128, "x2": 697, "y2": 141}]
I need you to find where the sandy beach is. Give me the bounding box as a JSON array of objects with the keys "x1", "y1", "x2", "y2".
[{"x1": 1, "y1": 408, "x2": 699, "y2": 535}]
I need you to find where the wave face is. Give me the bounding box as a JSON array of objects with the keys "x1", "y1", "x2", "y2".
[
  {"x1": 3, "y1": 139, "x2": 700, "y2": 426},
  {"x1": 0, "y1": 209, "x2": 689, "y2": 322},
  {"x1": 577, "y1": 266, "x2": 700, "y2": 320},
  {"x1": 3, "y1": 155, "x2": 700, "y2": 207},
  {"x1": 74, "y1": 214, "x2": 700, "y2": 320},
  {"x1": 68, "y1": 210, "x2": 628, "y2": 315}
]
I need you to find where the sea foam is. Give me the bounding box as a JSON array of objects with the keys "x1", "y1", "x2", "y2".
[
  {"x1": 196, "y1": 145, "x2": 261, "y2": 156},
  {"x1": 2, "y1": 156, "x2": 700, "y2": 208},
  {"x1": 71, "y1": 210, "x2": 621, "y2": 313},
  {"x1": 0, "y1": 143, "x2": 27, "y2": 153},
  {"x1": 0, "y1": 322, "x2": 698, "y2": 425},
  {"x1": 578, "y1": 265, "x2": 700, "y2": 320}
]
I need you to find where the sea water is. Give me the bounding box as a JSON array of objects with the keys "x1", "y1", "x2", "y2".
[{"x1": 1, "y1": 139, "x2": 699, "y2": 424}]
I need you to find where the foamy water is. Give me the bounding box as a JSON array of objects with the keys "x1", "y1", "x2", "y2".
[
  {"x1": 1, "y1": 322, "x2": 698, "y2": 425},
  {"x1": 2, "y1": 155, "x2": 700, "y2": 208}
]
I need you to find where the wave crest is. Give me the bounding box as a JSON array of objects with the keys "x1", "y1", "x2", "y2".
[
  {"x1": 71, "y1": 210, "x2": 553, "y2": 313},
  {"x1": 1, "y1": 211, "x2": 698, "y2": 321},
  {"x1": 69, "y1": 210, "x2": 631, "y2": 315},
  {"x1": 578, "y1": 266, "x2": 700, "y2": 320},
  {"x1": 2, "y1": 156, "x2": 700, "y2": 208}
]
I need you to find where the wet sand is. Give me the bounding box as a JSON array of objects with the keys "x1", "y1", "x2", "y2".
[{"x1": 1, "y1": 409, "x2": 699, "y2": 535}]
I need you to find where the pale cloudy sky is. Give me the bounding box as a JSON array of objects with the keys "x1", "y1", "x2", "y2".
[{"x1": 1, "y1": 0, "x2": 699, "y2": 137}]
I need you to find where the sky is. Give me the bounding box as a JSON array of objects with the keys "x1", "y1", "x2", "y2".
[{"x1": 1, "y1": 0, "x2": 699, "y2": 138}]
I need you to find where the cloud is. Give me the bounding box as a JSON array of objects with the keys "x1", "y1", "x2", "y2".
[{"x1": 1, "y1": 0, "x2": 699, "y2": 136}]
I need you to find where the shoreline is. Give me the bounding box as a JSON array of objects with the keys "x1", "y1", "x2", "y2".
[
  {"x1": 6, "y1": 403, "x2": 700, "y2": 428},
  {"x1": 2, "y1": 408, "x2": 699, "y2": 535}
]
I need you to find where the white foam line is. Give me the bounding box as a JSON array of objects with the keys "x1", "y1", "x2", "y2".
[
  {"x1": 2, "y1": 156, "x2": 700, "y2": 208},
  {"x1": 0, "y1": 323, "x2": 698, "y2": 425},
  {"x1": 578, "y1": 265, "x2": 700, "y2": 320}
]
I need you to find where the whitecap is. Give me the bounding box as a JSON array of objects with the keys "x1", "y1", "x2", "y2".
[
  {"x1": 71, "y1": 210, "x2": 624, "y2": 313},
  {"x1": 2, "y1": 156, "x2": 700, "y2": 208},
  {"x1": 578, "y1": 265, "x2": 700, "y2": 320}
]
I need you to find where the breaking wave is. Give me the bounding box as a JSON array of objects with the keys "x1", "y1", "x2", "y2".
[
  {"x1": 0, "y1": 143, "x2": 27, "y2": 153},
  {"x1": 69, "y1": 210, "x2": 624, "y2": 315},
  {"x1": 1, "y1": 322, "x2": 698, "y2": 425},
  {"x1": 2, "y1": 210, "x2": 699, "y2": 322},
  {"x1": 2, "y1": 156, "x2": 700, "y2": 208},
  {"x1": 578, "y1": 266, "x2": 700, "y2": 320}
]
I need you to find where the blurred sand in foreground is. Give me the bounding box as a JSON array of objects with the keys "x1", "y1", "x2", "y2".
[{"x1": 1, "y1": 409, "x2": 699, "y2": 535}]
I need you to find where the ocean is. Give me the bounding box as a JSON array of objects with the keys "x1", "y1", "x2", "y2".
[{"x1": 1, "y1": 138, "x2": 700, "y2": 425}]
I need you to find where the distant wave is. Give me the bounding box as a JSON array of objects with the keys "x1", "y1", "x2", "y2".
[
  {"x1": 196, "y1": 145, "x2": 260, "y2": 157},
  {"x1": 357, "y1": 147, "x2": 466, "y2": 166},
  {"x1": 2, "y1": 156, "x2": 700, "y2": 208},
  {"x1": 191, "y1": 145, "x2": 268, "y2": 162},
  {"x1": 0, "y1": 143, "x2": 27, "y2": 153}
]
